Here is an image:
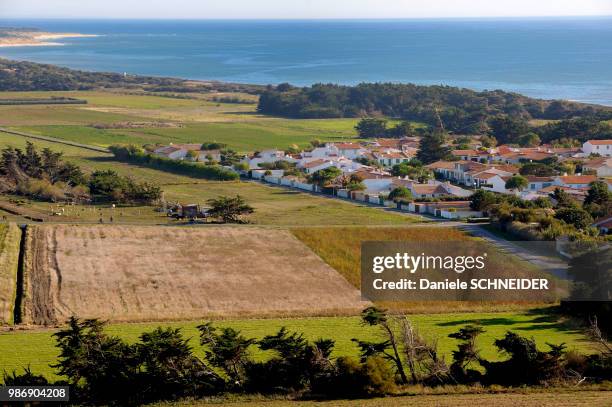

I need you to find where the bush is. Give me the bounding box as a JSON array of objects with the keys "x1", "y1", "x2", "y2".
[
  {"x1": 16, "y1": 178, "x2": 66, "y2": 202},
  {"x1": 555, "y1": 207, "x2": 594, "y2": 230},
  {"x1": 312, "y1": 356, "x2": 396, "y2": 398}
]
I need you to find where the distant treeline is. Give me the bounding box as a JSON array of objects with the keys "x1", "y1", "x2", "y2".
[
  {"x1": 109, "y1": 145, "x2": 239, "y2": 181},
  {"x1": 0, "y1": 58, "x2": 264, "y2": 94},
  {"x1": 0, "y1": 97, "x2": 86, "y2": 105},
  {"x1": 257, "y1": 83, "x2": 612, "y2": 136}
]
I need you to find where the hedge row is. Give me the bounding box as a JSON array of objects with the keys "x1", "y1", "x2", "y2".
[{"x1": 109, "y1": 145, "x2": 239, "y2": 181}]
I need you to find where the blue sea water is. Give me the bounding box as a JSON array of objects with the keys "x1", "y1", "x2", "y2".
[{"x1": 1, "y1": 18, "x2": 612, "y2": 105}]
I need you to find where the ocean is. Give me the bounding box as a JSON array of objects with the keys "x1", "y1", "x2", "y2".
[{"x1": 1, "y1": 18, "x2": 612, "y2": 105}]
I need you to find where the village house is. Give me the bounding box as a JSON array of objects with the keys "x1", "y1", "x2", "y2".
[
  {"x1": 427, "y1": 160, "x2": 517, "y2": 188},
  {"x1": 583, "y1": 140, "x2": 612, "y2": 157},
  {"x1": 327, "y1": 142, "x2": 367, "y2": 160},
  {"x1": 583, "y1": 157, "x2": 612, "y2": 177},
  {"x1": 299, "y1": 159, "x2": 335, "y2": 174},
  {"x1": 242, "y1": 149, "x2": 295, "y2": 169},
  {"x1": 526, "y1": 176, "x2": 555, "y2": 191},
  {"x1": 553, "y1": 175, "x2": 598, "y2": 189},
  {"x1": 373, "y1": 151, "x2": 413, "y2": 167},
  {"x1": 153, "y1": 144, "x2": 221, "y2": 162}
]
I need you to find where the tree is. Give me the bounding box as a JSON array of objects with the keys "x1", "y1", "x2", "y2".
[
  {"x1": 206, "y1": 195, "x2": 254, "y2": 223},
  {"x1": 567, "y1": 248, "x2": 612, "y2": 301},
  {"x1": 52, "y1": 317, "x2": 140, "y2": 402},
  {"x1": 89, "y1": 170, "x2": 127, "y2": 197},
  {"x1": 352, "y1": 307, "x2": 409, "y2": 384},
  {"x1": 479, "y1": 135, "x2": 498, "y2": 148},
  {"x1": 310, "y1": 166, "x2": 342, "y2": 187},
  {"x1": 518, "y1": 132, "x2": 541, "y2": 147},
  {"x1": 355, "y1": 118, "x2": 387, "y2": 138},
  {"x1": 505, "y1": 175, "x2": 528, "y2": 191},
  {"x1": 555, "y1": 207, "x2": 594, "y2": 230},
  {"x1": 416, "y1": 130, "x2": 451, "y2": 164},
  {"x1": 388, "y1": 186, "x2": 413, "y2": 202},
  {"x1": 488, "y1": 115, "x2": 529, "y2": 144},
  {"x1": 448, "y1": 325, "x2": 485, "y2": 383},
  {"x1": 550, "y1": 187, "x2": 578, "y2": 209},
  {"x1": 519, "y1": 163, "x2": 557, "y2": 177},
  {"x1": 584, "y1": 181, "x2": 612, "y2": 219},
  {"x1": 198, "y1": 322, "x2": 256, "y2": 387},
  {"x1": 220, "y1": 149, "x2": 241, "y2": 166},
  {"x1": 138, "y1": 327, "x2": 223, "y2": 399},
  {"x1": 386, "y1": 121, "x2": 414, "y2": 138},
  {"x1": 470, "y1": 190, "x2": 502, "y2": 211}
]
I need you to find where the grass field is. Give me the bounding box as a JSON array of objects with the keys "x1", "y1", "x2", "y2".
[
  {"x1": 291, "y1": 227, "x2": 560, "y2": 312},
  {"x1": 0, "y1": 133, "x2": 416, "y2": 226},
  {"x1": 0, "y1": 311, "x2": 594, "y2": 380},
  {"x1": 0, "y1": 223, "x2": 21, "y2": 324},
  {"x1": 0, "y1": 90, "x2": 375, "y2": 151}
]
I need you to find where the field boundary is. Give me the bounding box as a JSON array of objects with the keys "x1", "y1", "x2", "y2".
[{"x1": 0, "y1": 127, "x2": 111, "y2": 153}]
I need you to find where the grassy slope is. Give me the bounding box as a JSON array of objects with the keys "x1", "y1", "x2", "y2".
[
  {"x1": 0, "y1": 312, "x2": 593, "y2": 379},
  {"x1": 0, "y1": 134, "x2": 415, "y2": 226},
  {"x1": 0, "y1": 223, "x2": 21, "y2": 325}
]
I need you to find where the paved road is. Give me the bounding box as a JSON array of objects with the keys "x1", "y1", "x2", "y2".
[{"x1": 458, "y1": 224, "x2": 569, "y2": 279}]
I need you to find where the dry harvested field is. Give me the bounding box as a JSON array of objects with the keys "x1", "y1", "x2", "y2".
[
  {"x1": 0, "y1": 223, "x2": 21, "y2": 324},
  {"x1": 21, "y1": 225, "x2": 366, "y2": 324}
]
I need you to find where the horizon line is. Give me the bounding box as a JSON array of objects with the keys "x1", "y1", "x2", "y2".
[{"x1": 2, "y1": 15, "x2": 612, "y2": 21}]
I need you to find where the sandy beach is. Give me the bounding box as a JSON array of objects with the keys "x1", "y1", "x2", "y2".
[{"x1": 0, "y1": 31, "x2": 98, "y2": 47}]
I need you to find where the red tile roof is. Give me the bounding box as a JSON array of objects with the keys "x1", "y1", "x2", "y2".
[{"x1": 557, "y1": 175, "x2": 597, "y2": 184}]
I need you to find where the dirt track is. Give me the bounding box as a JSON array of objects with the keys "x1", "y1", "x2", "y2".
[{"x1": 21, "y1": 225, "x2": 366, "y2": 324}]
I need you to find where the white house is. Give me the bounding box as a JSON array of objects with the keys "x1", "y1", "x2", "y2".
[
  {"x1": 583, "y1": 157, "x2": 612, "y2": 177},
  {"x1": 242, "y1": 150, "x2": 295, "y2": 169},
  {"x1": 481, "y1": 174, "x2": 512, "y2": 194},
  {"x1": 302, "y1": 145, "x2": 339, "y2": 159},
  {"x1": 300, "y1": 159, "x2": 335, "y2": 174},
  {"x1": 583, "y1": 140, "x2": 612, "y2": 157},
  {"x1": 373, "y1": 151, "x2": 412, "y2": 167},
  {"x1": 327, "y1": 142, "x2": 367, "y2": 160},
  {"x1": 153, "y1": 144, "x2": 220, "y2": 162}
]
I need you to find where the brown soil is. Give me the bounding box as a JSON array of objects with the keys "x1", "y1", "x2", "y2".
[{"x1": 21, "y1": 225, "x2": 366, "y2": 325}]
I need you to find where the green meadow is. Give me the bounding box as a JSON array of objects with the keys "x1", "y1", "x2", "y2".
[
  {"x1": 0, "y1": 311, "x2": 594, "y2": 380},
  {"x1": 0, "y1": 132, "x2": 415, "y2": 226},
  {"x1": 0, "y1": 90, "x2": 374, "y2": 151}
]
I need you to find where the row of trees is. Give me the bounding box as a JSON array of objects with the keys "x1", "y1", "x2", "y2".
[
  {"x1": 0, "y1": 143, "x2": 162, "y2": 204},
  {"x1": 5, "y1": 308, "x2": 610, "y2": 405},
  {"x1": 257, "y1": 83, "x2": 612, "y2": 135},
  {"x1": 0, "y1": 58, "x2": 263, "y2": 94}
]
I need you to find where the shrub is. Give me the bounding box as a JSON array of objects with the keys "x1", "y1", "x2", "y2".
[{"x1": 312, "y1": 356, "x2": 396, "y2": 398}]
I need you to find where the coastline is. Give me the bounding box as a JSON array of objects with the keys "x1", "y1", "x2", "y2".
[{"x1": 0, "y1": 32, "x2": 99, "y2": 48}]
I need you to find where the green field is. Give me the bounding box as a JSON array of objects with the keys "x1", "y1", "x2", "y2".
[
  {"x1": 0, "y1": 311, "x2": 594, "y2": 380},
  {"x1": 0, "y1": 133, "x2": 415, "y2": 226},
  {"x1": 0, "y1": 90, "x2": 375, "y2": 152}
]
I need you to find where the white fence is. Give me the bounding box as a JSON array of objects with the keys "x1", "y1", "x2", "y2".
[{"x1": 252, "y1": 174, "x2": 477, "y2": 219}]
